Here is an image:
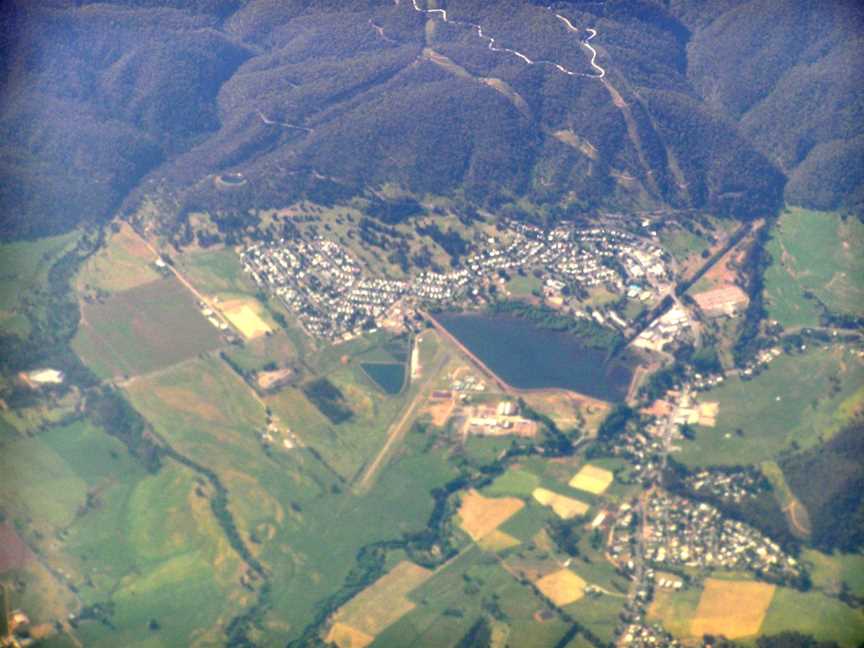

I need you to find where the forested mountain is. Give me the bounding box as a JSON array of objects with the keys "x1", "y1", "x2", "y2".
[{"x1": 0, "y1": 0, "x2": 861, "y2": 240}]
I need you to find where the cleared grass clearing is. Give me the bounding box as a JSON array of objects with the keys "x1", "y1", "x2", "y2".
[
  {"x1": 76, "y1": 222, "x2": 160, "y2": 293},
  {"x1": 522, "y1": 391, "x2": 609, "y2": 434},
  {"x1": 327, "y1": 561, "x2": 432, "y2": 643},
  {"x1": 765, "y1": 207, "x2": 864, "y2": 328},
  {"x1": 532, "y1": 488, "x2": 590, "y2": 519},
  {"x1": 690, "y1": 579, "x2": 774, "y2": 639},
  {"x1": 535, "y1": 569, "x2": 587, "y2": 606},
  {"x1": 459, "y1": 489, "x2": 525, "y2": 541},
  {"x1": 569, "y1": 464, "x2": 614, "y2": 495},
  {"x1": 678, "y1": 346, "x2": 864, "y2": 466},
  {"x1": 73, "y1": 277, "x2": 223, "y2": 378}
]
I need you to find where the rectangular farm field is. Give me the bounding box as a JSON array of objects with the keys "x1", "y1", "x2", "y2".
[{"x1": 74, "y1": 277, "x2": 223, "y2": 378}]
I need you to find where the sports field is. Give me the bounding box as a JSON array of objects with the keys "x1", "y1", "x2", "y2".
[
  {"x1": 677, "y1": 346, "x2": 864, "y2": 466},
  {"x1": 764, "y1": 207, "x2": 864, "y2": 328},
  {"x1": 73, "y1": 277, "x2": 223, "y2": 378},
  {"x1": 569, "y1": 464, "x2": 614, "y2": 494},
  {"x1": 690, "y1": 578, "x2": 775, "y2": 639}
]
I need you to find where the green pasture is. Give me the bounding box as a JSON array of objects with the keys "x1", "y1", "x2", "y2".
[
  {"x1": 759, "y1": 587, "x2": 864, "y2": 647},
  {"x1": 677, "y1": 346, "x2": 864, "y2": 466},
  {"x1": 73, "y1": 277, "x2": 223, "y2": 378},
  {"x1": 764, "y1": 207, "x2": 864, "y2": 328},
  {"x1": 379, "y1": 547, "x2": 571, "y2": 648},
  {"x1": 803, "y1": 549, "x2": 864, "y2": 598},
  {"x1": 0, "y1": 231, "x2": 78, "y2": 336}
]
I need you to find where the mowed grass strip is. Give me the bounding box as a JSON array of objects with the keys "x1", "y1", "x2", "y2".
[
  {"x1": 690, "y1": 579, "x2": 775, "y2": 639},
  {"x1": 459, "y1": 489, "x2": 525, "y2": 541},
  {"x1": 74, "y1": 277, "x2": 223, "y2": 377},
  {"x1": 569, "y1": 464, "x2": 614, "y2": 495},
  {"x1": 532, "y1": 488, "x2": 590, "y2": 519},
  {"x1": 327, "y1": 561, "x2": 432, "y2": 643}
]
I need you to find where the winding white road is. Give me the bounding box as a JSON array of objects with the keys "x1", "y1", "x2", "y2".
[
  {"x1": 411, "y1": 0, "x2": 605, "y2": 79},
  {"x1": 256, "y1": 110, "x2": 312, "y2": 132}
]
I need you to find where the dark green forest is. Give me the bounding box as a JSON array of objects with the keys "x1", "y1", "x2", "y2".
[{"x1": 1, "y1": 0, "x2": 861, "y2": 241}]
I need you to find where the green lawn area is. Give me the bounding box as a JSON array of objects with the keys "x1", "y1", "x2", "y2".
[
  {"x1": 764, "y1": 207, "x2": 864, "y2": 328},
  {"x1": 760, "y1": 587, "x2": 864, "y2": 647},
  {"x1": 506, "y1": 274, "x2": 542, "y2": 298},
  {"x1": 676, "y1": 346, "x2": 864, "y2": 466}
]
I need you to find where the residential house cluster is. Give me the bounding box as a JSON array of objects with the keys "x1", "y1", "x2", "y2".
[
  {"x1": 240, "y1": 219, "x2": 672, "y2": 340},
  {"x1": 641, "y1": 492, "x2": 799, "y2": 579}
]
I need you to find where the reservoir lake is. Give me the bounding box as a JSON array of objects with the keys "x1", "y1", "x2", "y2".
[{"x1": 436, "y1": 312, "x2": 634, "y2": 402}]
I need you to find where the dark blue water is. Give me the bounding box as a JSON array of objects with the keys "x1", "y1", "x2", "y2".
[
  {"x1": 436, "y1": 313, "x2": 633, "y2": 402},
  {"x1": 360, "y1": 362, "x2": 405, "y2": 395}
]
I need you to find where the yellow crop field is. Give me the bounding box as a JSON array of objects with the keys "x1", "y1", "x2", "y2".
[
  {"x1": 223, "y1": 301, "x2": 272, "y2": 339},
  {"x1": 478, "y1": 529, "x2": 521, "y2": 552},
  {"x1": 535, "y1": 568, "x2": 587, "y2": 606},
  {"x1": 569, "y1": 464, "x2": 614, "y2": 494},
  {"x1": 326, "y1": 622, "x2": 374, "y2": 648},
  {"x1": 458, "y1": 489, "x2": 525, "y2": 541},
  {"x1": 690, "y1": 579, "x2": 775, "y2": 638},
  {"x1": 327, "y1": 560, "x2": 432, "y2": 643},
  {"x1": 532, "y1": 488, "x2": 589, "y2": 519}
]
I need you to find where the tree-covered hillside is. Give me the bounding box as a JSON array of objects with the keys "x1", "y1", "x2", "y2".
[{"x1": 0, "y1": 0, "x2": 860, "y2": 240}]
